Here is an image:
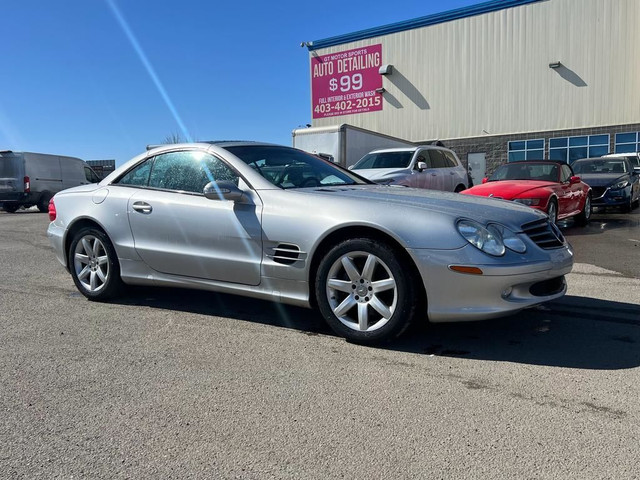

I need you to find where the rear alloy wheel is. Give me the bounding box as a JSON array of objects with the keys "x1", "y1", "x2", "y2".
[
  {"x1": 315, "y1": 238, "x2": 417, "y2": 344},
  {"x1": 575, "y1": 194, "x2": 591, "y2": 226},
  {"x1": 69, "y1": 227, "x2": 122, "y2": 301},
  {"x1": 547, "y1": 199, "x2": 558, "y2": 224}
]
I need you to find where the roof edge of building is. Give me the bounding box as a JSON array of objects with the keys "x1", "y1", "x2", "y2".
[{"x1": 308, "y1": 0, "x2": 544, "y2": 51}]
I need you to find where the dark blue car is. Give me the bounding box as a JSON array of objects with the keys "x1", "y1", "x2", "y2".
[{"x1": 572, "y1": 157, "x2": 640, "y2": 212}]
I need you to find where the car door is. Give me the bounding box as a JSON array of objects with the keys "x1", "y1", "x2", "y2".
[
  {"x1": 122, "y1": 150, "x2": 263, "y2": 285},
  {"x1": 424, "y1": 149, "x2": 447, "y2": 191},
  {"x1": 405, "y1": 151, "x2": 428, "y2": 188},
  {"x1": 561, "y1": 163, "x2": 583, "y2": 213},
  {"x1": 443, "y1": 150, "x2": 465, "y2": 191}
]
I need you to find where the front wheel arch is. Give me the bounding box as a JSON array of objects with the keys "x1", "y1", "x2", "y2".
[
  {"x1": 308, "y1": 226, "x2": 427, "y2": 316},
  {"x1": 64, "y1": 219, "x2": 113, "y2": 269}
]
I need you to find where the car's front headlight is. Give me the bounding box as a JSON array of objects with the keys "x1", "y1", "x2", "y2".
[
  {"x1": 612, "y1": 180, "x2": 630, "y2": 190},
  {"x1": 457, "y1": 220, "x2": 505, "y2": 256},
  {"x1": 487, "y1": 224, "x2": 527, "y2": 254},
  {"x1": 513, "y1": 198, "x2": 541, "y2": 206}
]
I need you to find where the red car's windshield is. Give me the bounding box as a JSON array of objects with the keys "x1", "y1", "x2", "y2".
[{"x1": 489, "y1": 163, "x2": 560, "y2": 182}]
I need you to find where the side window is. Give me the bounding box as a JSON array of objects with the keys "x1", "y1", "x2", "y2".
[
  {"x1": 561, "y1": 165, "x2": 573, "y2": 182},
  {"x1": 116, "y1": 159, "x2": 153, "y2": 186},
  {"x1": 84, "y1": 167, "x2": 100, "y2": 183},
  {"x1": 428, "y1": 150, "x2": 447, "y2": 168},
  {"x1": 443, "y1": 151, "x2": 459, "y2": 167},
  {"x1": 148, "y1": 151, "x2": 238, "y2": 193}
]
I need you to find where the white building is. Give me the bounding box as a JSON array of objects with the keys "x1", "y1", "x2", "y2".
[{"x1": 304, "y1": 0, "x2": 640, "y2": 179}]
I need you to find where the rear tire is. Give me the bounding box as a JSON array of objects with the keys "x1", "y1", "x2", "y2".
[
  {"x1": 454, "y1": 184, "x2": 466, "y2": 193},
  {"x1": 314, "y1": 238, "x2": 417, "y2": 344},
  {"x1": 68, "y1": 227, "x2": 123, "y2": 301},
  {"x1": 37, "y1": 192, "x2": 52, "y2": 213},
  {"x1": 2, "y1": 203, "x2": 19, "y2": 213}
]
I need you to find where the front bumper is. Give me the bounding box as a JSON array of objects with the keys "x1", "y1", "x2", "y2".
[
  {"x1": 408, "y1": 243, "x2": 573, "y2": 322},
  {"x1": 591, "y1": 187, "x2": 632, "y2": 207}
]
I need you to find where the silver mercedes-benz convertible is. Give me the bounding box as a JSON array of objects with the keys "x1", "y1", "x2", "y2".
[{"x1": 47, "y1": 142, "x2": 573, "y2": 344}]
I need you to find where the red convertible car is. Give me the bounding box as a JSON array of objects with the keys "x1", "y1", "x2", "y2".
[{"x1": 461, "y1": 161, "x2": 591, "y2": 225}]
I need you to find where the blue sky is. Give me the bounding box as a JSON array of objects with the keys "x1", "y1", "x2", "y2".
[{"x1": 1, "y1": 0, "x2": 477, "y2": 165}]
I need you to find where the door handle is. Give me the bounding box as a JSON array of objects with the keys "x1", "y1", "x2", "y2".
[{"x1": 132, "y1": 201, "x2": 152, "y2": 214}]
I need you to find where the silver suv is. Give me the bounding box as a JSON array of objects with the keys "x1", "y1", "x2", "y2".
[{"x1": 351, "y1": 146, "x2": 469, "y2": 192}]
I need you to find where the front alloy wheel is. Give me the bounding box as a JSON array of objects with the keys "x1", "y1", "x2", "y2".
[{"x1": 316, "y1": 238, "x2": 417, "y2": 344}]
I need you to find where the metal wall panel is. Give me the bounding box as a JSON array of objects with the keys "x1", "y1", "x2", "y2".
[{"x1": 310, "y1": 0, "x2": 640, "y2": 142}]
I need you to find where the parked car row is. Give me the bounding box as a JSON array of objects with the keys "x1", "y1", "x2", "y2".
[{"x1": 5, "y1": 139, "x2": 629, "y2": 344}]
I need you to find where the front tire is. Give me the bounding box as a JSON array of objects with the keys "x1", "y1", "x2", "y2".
[
  {"x1": 575, "y1": 194, "x2": 591, "y2": 226},
  {"x1": 315, "y1": 238, "x2": 417, "y2": 344},
  {"x1": 68, "y1": 227, "x2": 123, "y2": 301},
  {"x1": 547, "y1": 198, "x2": 558, "y2": 224}
]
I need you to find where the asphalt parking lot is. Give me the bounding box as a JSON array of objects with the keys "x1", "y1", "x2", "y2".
[{"x1": 1, "y1": 208, "x2": 639, "y2": 479}]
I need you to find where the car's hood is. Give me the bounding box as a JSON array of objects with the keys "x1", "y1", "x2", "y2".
[
  {"x1": 309, "y1": 184, "x2": 546, "y2": 229},
  {"x1": 577, "y1": 173, "x2": 628, "y2": 187},
  {"x1": 352, "y1": 167, "x2": 410, "y2": 181},
  {"x1": 461, "y1": 180, "x2": 555, "y2": 199}
]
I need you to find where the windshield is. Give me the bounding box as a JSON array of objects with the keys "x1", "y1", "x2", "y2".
[
  {"x1": 223, "y1": 145, "x2": 370, "y2": 189},
  {"x1": 489, "y1": 162, "x2": 560, "y2": 182},
  {"x1": 573, "y1": 159, "x2": 628, "y2": 174},
  {"x1": 352, "y1": 151, "x2": 414, "y2": 170}
]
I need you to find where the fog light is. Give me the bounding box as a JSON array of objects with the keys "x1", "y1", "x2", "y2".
[{"x1": 501, "y1": 287, "x2": 513, "y2": 299}]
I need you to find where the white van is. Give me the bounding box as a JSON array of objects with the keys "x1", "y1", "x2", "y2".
[{"x1": 0, "y1": 151, "x2": 100, "y2": 213}]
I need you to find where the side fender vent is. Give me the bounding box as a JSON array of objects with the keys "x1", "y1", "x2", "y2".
[{"x1": 271, "y1": 243, "x2": 302, "y2": 265}]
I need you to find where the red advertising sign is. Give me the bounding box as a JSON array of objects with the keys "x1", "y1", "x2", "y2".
[{"x1": 311, "y1": 44, "x2": 383, "y2": 119}]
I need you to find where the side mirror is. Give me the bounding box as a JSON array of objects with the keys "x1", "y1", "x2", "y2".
[
  {"x1": 569, "y1": 175, "x2": 581, "y2": 185},
  {"x1": 482, "y1": 177, "x2": 489, "y2": 184},
  {"x1": 417, "y1": 161, "x2": 427, "y2": 171},
  {"x1": 203, "y1": 181, "x2": 244, "y2": 202}
]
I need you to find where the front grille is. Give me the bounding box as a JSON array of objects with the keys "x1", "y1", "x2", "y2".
[
  {"x1": 521, "y1": 218, "x2": 565, "y2": 249},
  {"x1": 590, "y1": 186, "x2": 607, "y2": 200}
]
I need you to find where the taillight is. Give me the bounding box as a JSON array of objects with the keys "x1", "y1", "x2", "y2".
[
  {"x1": 48, "y1": 198, "x2": 57, "y2": 221},
  {"x1": 24, "y1": 176, "x2": 30, "y2": 193}
]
